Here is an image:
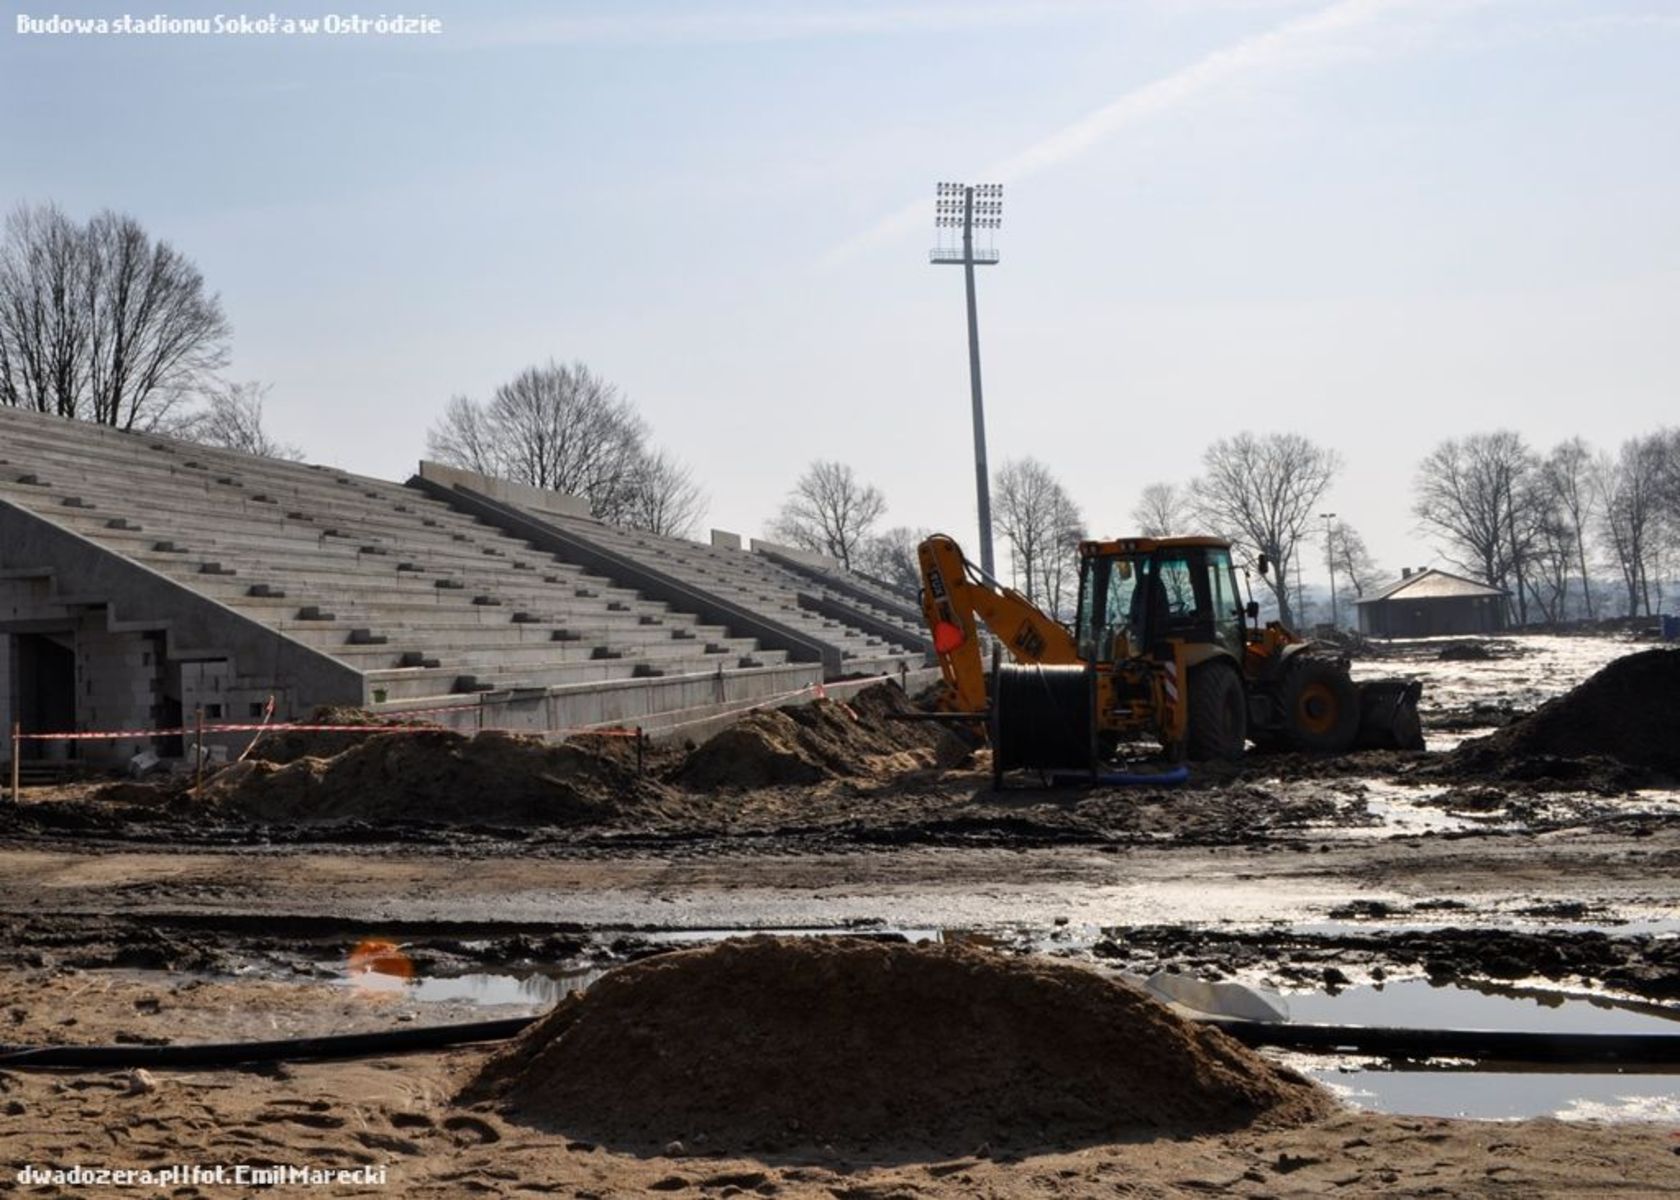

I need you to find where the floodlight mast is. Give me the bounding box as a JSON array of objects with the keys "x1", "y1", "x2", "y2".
[
  {"x1": 931, "y1": 182, "x2": 1002, "y2": 579},
  {"x1": 1320, "y1": 511, "x2": 1339, "y2": 629}
]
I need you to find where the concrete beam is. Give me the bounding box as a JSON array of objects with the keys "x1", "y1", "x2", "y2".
[
  {"x1": 416, "y1": 461, "x2": 592, "y2": 520},
  {"x1": 749, "y1": 537, "x2": 842, "y2": 571}
]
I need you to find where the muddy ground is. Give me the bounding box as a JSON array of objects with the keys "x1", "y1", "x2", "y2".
[{"x1": 2, "y1": 632, "x2": 1679, "y2": 1196}]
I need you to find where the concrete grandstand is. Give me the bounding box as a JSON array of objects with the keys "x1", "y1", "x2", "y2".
[{"x1": 0, "y1": 406, "x2": 932, "y2": 768}]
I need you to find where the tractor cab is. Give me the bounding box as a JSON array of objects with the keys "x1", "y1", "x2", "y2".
[{"x1": 1074, "y1": 537, "x2": 1248, "y2": 666}]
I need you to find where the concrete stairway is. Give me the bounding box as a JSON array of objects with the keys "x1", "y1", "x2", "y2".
[
  {"x1": 0, "y1": 408, "x2": 801, "y2": 713},
  {"x1": 526, "y1": 513, "x2": 928, "y2": 678}
]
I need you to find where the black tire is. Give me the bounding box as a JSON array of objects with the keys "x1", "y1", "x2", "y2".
[
  {"x1": 1186, "y1": 662, "x2": 1248, "y2": 762},
  {"x1": 1280, "y1": 656, "x2": 1360, "y2": 753}
]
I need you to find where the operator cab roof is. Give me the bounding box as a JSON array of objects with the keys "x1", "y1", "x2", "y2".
[{"x1": 1079, "y1": 535, "x2": 1231, "y2": 556}]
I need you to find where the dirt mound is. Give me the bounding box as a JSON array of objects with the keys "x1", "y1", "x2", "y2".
[
  {"x1": 465, "y1": 936, "x2": 1328, "y2": 1154},
  {"x1": 677, "y1": 683, "x2": 971, "y2": 791},
  {"x1": 201, "y1": 728, "x2": 668, "y2": 825},
  {"x1": 1439, "y1": 648, "x2": 1680, "y2": 783},
  {"x1": 248, "y1": 706, "x2": 437, "y2": 765}
]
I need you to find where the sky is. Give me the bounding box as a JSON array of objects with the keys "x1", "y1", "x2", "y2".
[{"x1": 3, "y1": 0, "x2": 1677, "y2": 590}]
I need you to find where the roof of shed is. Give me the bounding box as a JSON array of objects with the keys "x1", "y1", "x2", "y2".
[{"x1": 1356, "y1": 567, "x2": 1509, "y2": 605}]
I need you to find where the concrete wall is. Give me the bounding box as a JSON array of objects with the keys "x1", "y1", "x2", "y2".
[
  {"x1": 381, "y1": 662, "x2": 940, "y2": 747},
  {"x1": 383, "y1": 660, "x2": 825, "y2": 737},
  {"x1": 416, "y1": 461, "x2": 592, "y2": 520},
  {"x1": 0, "y1": 499, "x2": 364, "y2": 722},
  {"x1": 74, "y1": 624, "x2": 164, "y2": 763},
  {"x1": 1358, "y1": 594, "x2": 1506, "y2": 638}
]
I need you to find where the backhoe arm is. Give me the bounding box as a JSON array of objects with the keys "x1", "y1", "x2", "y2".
[{"x1": 917, "y1": 534, "x2": 1082, "y2": 714}]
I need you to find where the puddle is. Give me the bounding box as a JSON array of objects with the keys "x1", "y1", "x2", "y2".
[
  {"x1": 1277, "y1": 978, "x2": 1680, "y2": 1120},
  {"x1": 1299, "y1": 779, "x2": 1499, "y2": 839},
  {"x1": 1281, "y1": 978, "x2": 1680, "y2": 1035},
  {"x1": 1302, "y1": 1060, "x2": 1680, "y2": 1121},
  {"x1": 646, "y1": 926, "x2": 944, "y2": 945},
  {"x1": 1297, "y1": 917, "x2": 1680, "y2": 937},
  {"x1": 341, "y1": 966, "x2": 604, "y2": 1006},
  {"x1": 335, "y1": 927, "x2": 948, "y2": 1006}
]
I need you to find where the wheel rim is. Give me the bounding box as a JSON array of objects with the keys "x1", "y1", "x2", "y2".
[{"x1": 1296, "y1": 681, "x2": 1340, "y2": 735}]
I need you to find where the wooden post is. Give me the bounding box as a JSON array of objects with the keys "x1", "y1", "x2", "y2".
[
  {"x1": 193, "y1": 706, "x2": 205, "y2": 795},
  {"x1": 636, "y1": 726, "x2": 644, "y2": 776},
  {"x1": 9, "y1": 723, "x2": 19, "y2": 805}
]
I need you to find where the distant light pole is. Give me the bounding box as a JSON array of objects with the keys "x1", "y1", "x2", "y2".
[
  {"x1": 1320, "y1": 511, "x2": 1339, "y2": 629},
  {"x1": 931, "y1": 182, "x2": 1002, "y2": 579}
]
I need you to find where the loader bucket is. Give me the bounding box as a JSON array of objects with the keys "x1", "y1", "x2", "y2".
[{"x1": 1353, "y1": 678, "x2": 1424, "y2": 750}]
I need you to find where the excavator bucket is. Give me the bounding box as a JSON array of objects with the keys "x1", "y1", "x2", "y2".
[{"x1": 1353, "y1": 678, "x2": 1425, "y2": 750}]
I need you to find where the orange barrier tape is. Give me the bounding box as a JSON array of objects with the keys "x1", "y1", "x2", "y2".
[
  {"x1": 15, "y1": 721, "x2": 643, "y2": 742},
  {"x1": 10, "y1": 672, "x2": 903, "y2": 744}
]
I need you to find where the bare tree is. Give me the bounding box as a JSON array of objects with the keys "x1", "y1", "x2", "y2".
[
  {"x1": 182, "y1": 380, "x2": 302, "y2": 460},
  {"x1": 1413, "y1": 431, "x2": 1543, "y2": 621},
  {"x1": 427, "y1": 394, "x2": 501, "y2": 476},
  {"x1": 0, "y1": 204, "x2": 86, "y2": 417},
  {"x1": 1594, "y1": 436, "x2": 1664, "y2": 617},
  {"x1": 426, "y1": 360, "x2": 701, "y2": 535},
  {"x1": 1525, "y1": 507, "x2": 1578, "y2": 625},
  {"x1": 1192, "y1": 432, "x2": 1340, "y2": 627},
  {"x1": 1043, "y1": 486, "x2": 1085, "y2": 620},
  {"x1": 1327, "y1": 520, "x2": 1383, "y2": 600},
  {"x1": 0, "y1": 204, "x2": 229, "y2": 431},
  {"x1": 483, "y1": 361, "x2": 645, "y2": 501},
  {"x1": 858, "y1": 526, "x2": 929, "y2": 595},
  {"x1": 995, "y1": 457, "x2": 1084, "y2": 610},
  {"x1": 620, "y1": 448, "x2": 706, "y2": 538},
  {"x1": 1544, "y1": 438, "x2": 1598, "y2": 620},
  {"x1": 1131, "y1": 482, "x2": 1190, "y2": 538},
  {"x1": 767, "y1": 461, "x2": 886, "y2": 569}
]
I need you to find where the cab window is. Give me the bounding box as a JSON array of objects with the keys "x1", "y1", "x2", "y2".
[
  {"x1": 1207, "y1": 548, "x2": 1244, "y2": 654},
  {"x1": 1077, "y1": 556, "x2": 1138, "y2": 662}
]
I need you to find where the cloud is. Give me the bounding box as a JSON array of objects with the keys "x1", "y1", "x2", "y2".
[{"x1": 824, "y1": 0, "x2": 1462, "y2": 265}]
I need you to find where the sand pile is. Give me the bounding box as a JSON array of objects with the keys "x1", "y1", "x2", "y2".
[
  {"x1": 677, "y1": 683, "x2": 970, "y2": 790},
  {"x1": 465, "y1": 936, "x2": 1328, "y2": 1153},
  {"x1": 1441, "y1": 648, "x2": 1680, "y2": 783},
  {"x1": 201, "y1": 728, "x2": 667, "y2": 825}
]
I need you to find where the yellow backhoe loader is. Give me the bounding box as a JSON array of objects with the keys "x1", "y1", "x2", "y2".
[{"x1": 917, "y1": 533, "x2": 1422, "y2": 780}]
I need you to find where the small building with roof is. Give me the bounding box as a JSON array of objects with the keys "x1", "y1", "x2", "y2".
[{"x1": 1354, "y1": 567, "x2": 1508, "y2": 638}]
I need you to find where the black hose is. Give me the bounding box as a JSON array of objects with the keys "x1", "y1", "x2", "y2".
[
  {"x1": 0, "y1": 1016, "x2": 538, "y2": 1069},
  {"x1": 4, "y1": 1013, "x2": 1678, "y2": 1071}
]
